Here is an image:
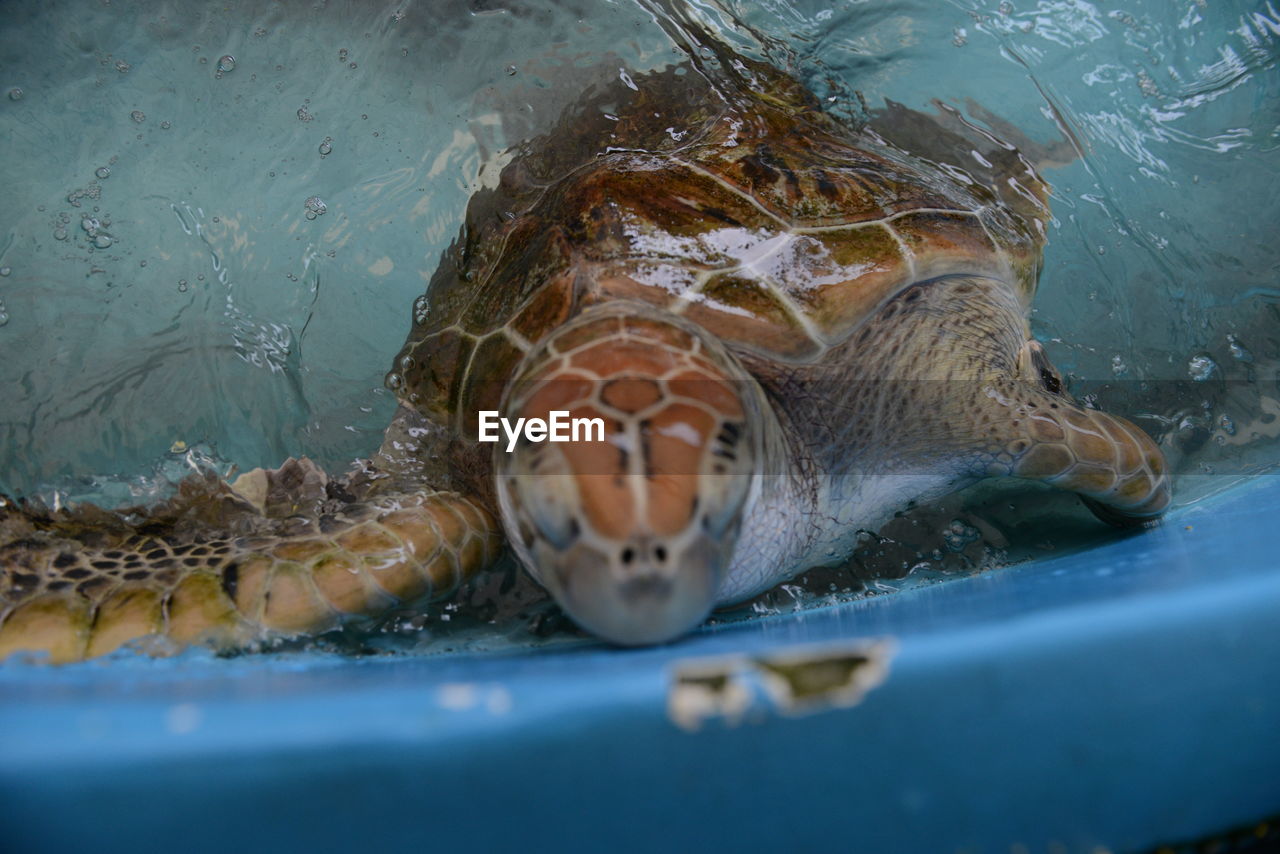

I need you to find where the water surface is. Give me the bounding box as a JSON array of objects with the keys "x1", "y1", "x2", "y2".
[{"x1": 0, "y1": 0, "x2": 1276, "y2": 647}]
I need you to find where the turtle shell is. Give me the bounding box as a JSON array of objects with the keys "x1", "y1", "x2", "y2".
[{"x1": 391, "y1": 59, "x2": 1050, "y2": 435}]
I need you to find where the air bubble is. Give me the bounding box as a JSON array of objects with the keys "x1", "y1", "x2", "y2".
[
  {"x1": 81, "y1": 216, "x2": 100, "y2": 234},
  {"x1": 1227, "y1": 334, "x2": 1253, "y2": 363},
  {"x1": 304, "y1": 196, "x2": 327, "y2": 217},
  {"x1": 1110, "y1": 355, "x2": 1127, "y2": 376},
  {"x1": 54, "y1": 227, "x2": 68, "y2": 241},
  {"x1": 943, "y1": 520, "x2": 980, "y2": 552},
  {"x1": 1136, "y1": 70, "x2": 1159, "y2": 97},
  {"x1": 386, "y1": 372, "x2": 403, "y2": 390},
  {"x1": 318, "y1": 138, "x2": 332, "y2": 156},
  {"x1": 1219, "y1": 414, "x2": 1237, "y2": 436},
  {"x1": 505, "y1": 64, "x2": 517, "y2": 76},
  {"x1": 7, "y1": 87, "x2": 22, "y2": 101},
  {"x1": 1187, "y1": 353, "x2": 1218, "y2": 382},
  {"x1": 115, "y1": 60, "x2": 130, "y2": 73},
  {"x1": 130, "y1": 110, "x2": 146, "y2": 123},
  {"x1": 160, "y1": 120, "x2": 172, "y2": 130},
  {"x1": 339, "y1": 48, "x2": 349, "y2": 62},
  {"x1": 93, "y1": 234, "x2": 112, "y2": 249},
  {"x1": 297, "y1": 106, "x2": 313, "y2": 122},
  {"x1": 95, "y1": 166, "x2": 111, "y2": 179},
  {"x1": 178, "y1": 279, "x2": 188, "y2": 292},
  {"x1": 217, "y1": 55, "x2": 236, "y2": 73},
  {"x1": 0, "y1": 311, "x2": 9, "y2": 327},
  {"x1": 0, "y1": 266, "x2": 10, "y2": 277}
]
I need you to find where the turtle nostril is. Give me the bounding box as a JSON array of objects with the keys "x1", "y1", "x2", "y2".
[
  {"x1": 621, "y1": 547, "x2": 635, "y2": 566},
  {"x1": 654, "y1": 544, "x2": 667, "y2": 563}
]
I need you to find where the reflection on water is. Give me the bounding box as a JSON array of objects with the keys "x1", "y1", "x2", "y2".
[{"x1": 0, "y1": 0, "x2": 1276, "y2": 648}]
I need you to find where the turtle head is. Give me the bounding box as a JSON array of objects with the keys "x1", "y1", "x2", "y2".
[{"x1": 494, "y1": 303, "x2": 758, "y2": 645}]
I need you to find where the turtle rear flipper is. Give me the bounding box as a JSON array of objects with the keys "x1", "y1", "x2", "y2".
[{"x1": 0, "y1": 462, "x2": 500, "y2": 663}]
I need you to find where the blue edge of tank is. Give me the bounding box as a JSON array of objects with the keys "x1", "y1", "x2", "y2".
[{"x1": 2, "y1": 477, "x2": 1277, "y2": 854}]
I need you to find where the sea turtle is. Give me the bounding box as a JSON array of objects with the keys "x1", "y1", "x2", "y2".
[{"x1": 0, "y1": 55, "x2": 1170, "y2": 662}]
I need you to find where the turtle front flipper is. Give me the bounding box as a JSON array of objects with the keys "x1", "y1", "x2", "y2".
[
  {"x1": 980, "y1": 343, "x2": 1171, "y2": 526},
  {"x1": 0, "y1": 463, "x2": 500, "y2": 663}
]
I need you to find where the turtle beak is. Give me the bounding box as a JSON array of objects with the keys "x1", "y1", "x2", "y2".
[{"x1": 537, "y1": 518, "x2": 733, "y2": 646}]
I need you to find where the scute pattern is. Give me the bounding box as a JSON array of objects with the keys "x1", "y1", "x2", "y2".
[
  {"x1": 0, "y1": 466, "x2": 499, "y2": 663},
  {"x1": 502, "y1": 308, "x2": 751, "y2": 556},
  {"x1": 391, "y1": 57, "x2": 1050, "y2": 435},
  {"x1": 691, "y1": 126, "x2": 959, "y2": 227}
]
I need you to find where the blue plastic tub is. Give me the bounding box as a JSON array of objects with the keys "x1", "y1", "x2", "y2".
[{"x1": 2, "y1": 475, "x2": 1277, "y2": 854}]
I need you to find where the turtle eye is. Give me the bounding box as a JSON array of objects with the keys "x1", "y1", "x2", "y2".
[
  {"x1": 1024, "y1": 340, "x2": 1065, "y2": 396},
  {"x1": 1039, "y1": 366, "x2": 1062, "y2": 395}
]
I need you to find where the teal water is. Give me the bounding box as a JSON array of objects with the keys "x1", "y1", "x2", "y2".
[{"x1": 0, "y1": 0, "x2": 1277, "y2": 645}]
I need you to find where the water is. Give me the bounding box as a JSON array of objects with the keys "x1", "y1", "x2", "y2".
[{"x1": 0, "y1": 0, "x2": 1277, "y2": 649}]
